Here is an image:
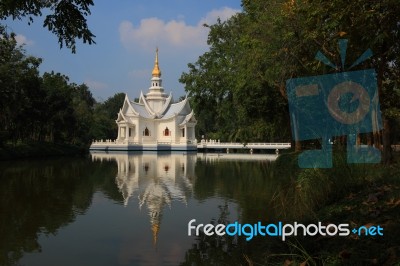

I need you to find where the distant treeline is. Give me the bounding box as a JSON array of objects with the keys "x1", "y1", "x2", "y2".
[{"x1": 0, "y1": 26, "x2": 124, "y2": 147}]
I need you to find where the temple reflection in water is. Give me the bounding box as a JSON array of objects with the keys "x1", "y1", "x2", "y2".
[{"x1": 90, "y1": 151, "x2": 196, "y2": 244}]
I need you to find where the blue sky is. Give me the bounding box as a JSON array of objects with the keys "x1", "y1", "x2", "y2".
[{"x1": 4, "y1": 1, "x2": 242, "y2": 102}]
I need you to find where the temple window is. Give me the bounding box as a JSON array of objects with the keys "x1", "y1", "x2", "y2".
[
  {"x1": 143, "y1": 127, "x2": 150, "y2": 136},
  {"x1": 164, "y1": 127, "x2": 170, "y2": 136},
  {"x1": 129, "y1": 128, "x2": 132, "y2": 137},
  {"x1": 181, "y1": 128, "x2": 185, "y2": 137}
]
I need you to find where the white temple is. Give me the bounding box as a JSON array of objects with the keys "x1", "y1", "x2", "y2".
[{"x1": 90, "y1": 49, "x2": 197, "y2": 151}]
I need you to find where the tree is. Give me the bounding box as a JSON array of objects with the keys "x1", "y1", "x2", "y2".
[
  {"x1": 71, "y1": 83, "x2": 95, "y2": 145},
  {"x1": 41, "y1": 72, "x2": 77, "y2": 142},
  {"x1": 0, "y1": 25, "x2": 43, "y2": 144},
  {"x1": 91, "y1": 93, "x2": 125, "y2": 140},
  {"x1": 272, "y1": 0, "x2": 400, "y2": 162},
  {"x1": 1, "y1": 26, "x2": 101, "y2": 147},
  {"x1": 180, "y1": 14, "x2": 289, "y2": 142},
  {"x1": 0, "y1": 0, "x2": 95, "y2": 53},
  {"x1": 183, "y1": 0, "x2": 399, "y2": 161}
]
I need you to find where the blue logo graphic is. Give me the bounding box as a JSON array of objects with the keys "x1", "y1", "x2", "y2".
[{"x1": 286, "y1": 40, "x2": 383, "y2": 168}]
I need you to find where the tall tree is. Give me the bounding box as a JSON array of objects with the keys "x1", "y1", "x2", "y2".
[
  {"x1": 180, "y1": 15, "x2": 289, "y2": 142},
  {"x1": 0, "y1": 26, "x2": 43, "y2": 144},
  {"x1": 71, "y1": 83, "x2": 95, "y2": 145},
  {"x1": 182, "y1": 0, "x2": 399, "y2": 161},
  {"x1": 1, "y1": 26, "x2": 98, "y2": 147},
  {"x1": 41, "y1": 72, "x2": 76, "y2": 142}
]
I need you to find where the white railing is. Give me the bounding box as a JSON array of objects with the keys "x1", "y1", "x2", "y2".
[
  {"x1": 198, "y1": 141, "x2": 291, "y2": 146},
  {"x1": 91, "y1": 139, "x2": 140, "y2": 145},
  {"x1": 246, "y1": 143, "x2": 291, "y2": 146},
  {"x1": 91, "y1": 139, "x2": 290, "y2": 148},
  {"x1": 92, "y1": 139, "x2": 117, "y2": 144},
  {"x1": 91, "y1": 139, "x2": 197, "y2": 145},
  {"x1": 197, "y1": 140, "x2": 291, "y2": 149}
]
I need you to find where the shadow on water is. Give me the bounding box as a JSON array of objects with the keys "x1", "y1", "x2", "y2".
[{"x1": 0, "y1": 157, "x2": 121, "y2": 266}]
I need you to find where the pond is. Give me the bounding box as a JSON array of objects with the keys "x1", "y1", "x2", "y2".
[{"x1": 0, "y1": 152, "x2": 279, "y2": 266}]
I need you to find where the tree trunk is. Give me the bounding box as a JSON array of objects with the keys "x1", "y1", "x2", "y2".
[
  {"x1": 295, "y1": 140, "x2": 301, "y2": 151},
  {"x1": 373, "y1": 131, "x2": 381, "y2": 149},
  {"x1": 382, "y1": 117, "x2": 392, "y2": 164},
  {"x1": 367, "y1": 133, "x2": 372, "y2": 146}
]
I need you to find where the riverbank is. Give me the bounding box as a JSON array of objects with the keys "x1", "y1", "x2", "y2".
[
  {"x1": 313, "y1": 172, "x2": 400, "y2": 265},
  {"x1": 0, "y1": 142, "x2": 88, "y2": 160},
  {"x1": 258, "y1": 151, "x2": 400, "y2": 265}
]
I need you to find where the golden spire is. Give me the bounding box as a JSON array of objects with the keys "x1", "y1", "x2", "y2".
[
  {"x1": 151, "y1": 223, "x2": 160, "y2": 246},
  {"x1": 152, "y1": 47, "x2": 161, "y2": 77}
]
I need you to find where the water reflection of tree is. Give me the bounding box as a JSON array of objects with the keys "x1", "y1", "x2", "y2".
[
  {"x1": 180, "y1": 201, "x2": 289, "y2": 266},
  {"x1": 193, "y1": 160, "x2": 285, "y2": 223},
  {"x1": 180, "y1": 203, "x2": 245, "y2": 265},
  {"x1": 181, "y1": 158, "x2": 302, "y2": 265},
  {"x1": 0, "y1": 158, "x2": 121, "y2": 266}
]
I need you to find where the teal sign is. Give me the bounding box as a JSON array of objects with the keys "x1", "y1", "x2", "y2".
[{"x1": 286, "y1": 40, "x2": 382, "y2": 168}]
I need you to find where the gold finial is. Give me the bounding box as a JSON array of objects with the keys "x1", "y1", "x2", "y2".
[
  {"x1": 152, "y1": 47, "x2": 161, "y2": 77},
  {"x1": 151, "y1": 223, "x2": 160, "y2": 246}
]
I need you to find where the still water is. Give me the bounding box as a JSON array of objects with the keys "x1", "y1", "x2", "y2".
[{"x1": 0, "y1": 152, "x2": 278, "y2": 266}]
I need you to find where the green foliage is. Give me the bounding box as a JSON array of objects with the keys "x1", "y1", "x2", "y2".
[
  {"x1": 0, "y1": 26, "x2": 128, "y2": 148},
  {"x1": 181, "y1": 0, "x2": 399, "y2": 159},
  {"x1": 248, "y1": 0, "x2": 400, "y2": 161},
  {"x1": 270, "y1": 150, "x2": 389, "y2": 221},
  {"x1": 180, "y1": 15, "x2": 290, "y2": 142},
  {"x1": 274, "y1": 0, "x2": 400, "y2": 113},
  {"x1": 91, "y1": 93, "x2": 125, "y2": 140},
  {"x1": 0, "y1": 27, "x2": 99, "y2": 147},
  {"x1": 0, "y1": 0, "x2": 95, "y2": 53},
  {"x1": 0, "y1": 26, "x2": 43, "y2": 143}
]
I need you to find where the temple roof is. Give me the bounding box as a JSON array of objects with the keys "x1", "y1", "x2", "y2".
[
  {"x1": 116, "y1": 49, "x2": 196, "y2": 125},
  {"x1": 162, "y1": 99, "x2": 189, "y2": 119},
  {"x1": 130, "y1": 101, "x2": 154, "y2": 119},
  {"x1": 119, "y1": 94, "x2": 192, "y2": 121}
]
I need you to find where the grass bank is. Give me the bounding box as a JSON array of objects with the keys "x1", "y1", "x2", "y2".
[
  {"x1": 263, "y1": 151, "x2": 400, "y2": 265},
  {"x1": 0, "y1": 142, "x2": 88, "y2": 160}
]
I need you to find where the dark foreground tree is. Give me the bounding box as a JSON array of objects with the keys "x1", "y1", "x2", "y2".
[
  {"x1": 0, "y1": 0, "x2": 95, "y2": 53},
  {"x1": 0, "y1": 26, "x2": 43, "y2": 143}
]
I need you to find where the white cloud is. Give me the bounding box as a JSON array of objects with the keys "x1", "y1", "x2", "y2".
[
  {"x1": 200, "y1": 6, "x2": 241, "y2": 26},
  {"x1": 119, "y1": 7, "x2": 240, "y2": 51},
  {"x1": 15, "y1": 34, "x2": 34, "y2": 46}
]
